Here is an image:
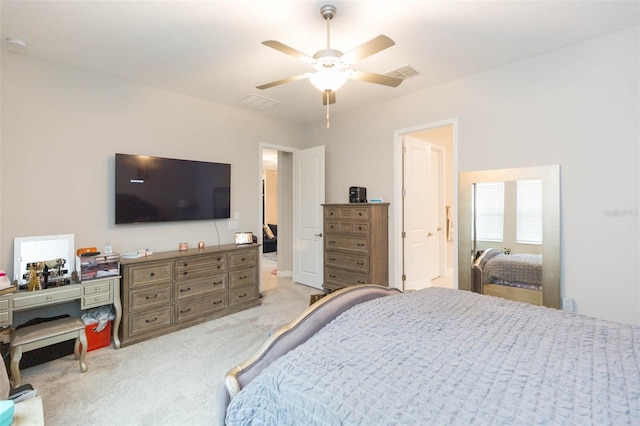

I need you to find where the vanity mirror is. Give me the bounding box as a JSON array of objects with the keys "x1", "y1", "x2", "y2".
[
  {"x1": 458, "y1": 165, "x2": 560, "y2": 308},
  {"x1": 13, "y1": 234, "x2": 75, "y2": 289}
]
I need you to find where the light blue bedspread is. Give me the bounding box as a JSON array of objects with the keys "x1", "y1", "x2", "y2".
[{"x1": 225, "y1": 287, "x2": 640, "y2": 425}]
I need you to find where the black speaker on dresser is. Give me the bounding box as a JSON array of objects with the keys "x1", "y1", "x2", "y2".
[{"x1": 349, "y1": 187, "x2": 367, "y2": 203}]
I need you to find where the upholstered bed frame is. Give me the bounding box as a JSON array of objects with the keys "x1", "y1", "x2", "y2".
[{"x1": 214, "y1": 285, "x2": 401, "y2": 424}]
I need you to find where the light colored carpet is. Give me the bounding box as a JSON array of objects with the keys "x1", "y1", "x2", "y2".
[{"x1": 20, "y1": 277, "x2": 318, "y2": 426}]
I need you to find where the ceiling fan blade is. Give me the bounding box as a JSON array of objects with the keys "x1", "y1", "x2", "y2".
[
  {"x1": 257, "y1": 74, "x2": 309, "y2": 90},
  {"x1": 322, "y1": 91, "x2": 336, "y2": 105},
  {"x1": 351, "y1": 70, "x2": 403, "y2": 87},
  {"x1": 341, "y1": 35, "x2": 395, "y2": 65},
  {"x1": 262, "y1": 40, "x2": 315, "y2": 64}
]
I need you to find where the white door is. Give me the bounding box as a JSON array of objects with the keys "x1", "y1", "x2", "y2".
[
  {"x1": 403, "y1": 136, "x2": 432, "y2": 290},
  {"x1": 293, "y1": 146, "x2": 325, "y2": 289}
]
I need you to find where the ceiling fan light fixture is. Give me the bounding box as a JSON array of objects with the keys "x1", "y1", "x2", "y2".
[{"x1": 309, "y1": 70, "x2": 349, "y2": 92}]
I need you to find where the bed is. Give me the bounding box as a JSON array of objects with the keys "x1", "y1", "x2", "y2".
[
  {"x1": 221, "y1": 285, "x2": 640, "y2": 425},
  {"x1": 473, "y1": 248, "x2": 543, "y2": 305}
]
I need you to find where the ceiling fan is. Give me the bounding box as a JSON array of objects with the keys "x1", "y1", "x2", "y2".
[{"x1": 257, "y1": 4, "x2": 403, "y2": 127}]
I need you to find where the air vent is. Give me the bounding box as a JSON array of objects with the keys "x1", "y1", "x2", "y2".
[
  {"x1": 236, "y1": 94, "x2": 281, "y2": 111},
  {"x1": 385, "y1": 65, "x2": 420, "y2": 80}
]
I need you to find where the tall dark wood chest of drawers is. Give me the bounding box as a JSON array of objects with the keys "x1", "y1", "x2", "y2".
[
  {"x1": 322, "y1": 203, "x2": 389, "y2": 291},
  {"x1": 119, "y1": 243, "x2": 259, "y2": 347}
]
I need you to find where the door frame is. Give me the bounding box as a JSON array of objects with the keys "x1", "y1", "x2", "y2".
[{"x1": 393, "y1": 118, "x2": 459, "y2": 291}]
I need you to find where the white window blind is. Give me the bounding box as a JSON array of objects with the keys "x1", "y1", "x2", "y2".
[
  {"x1": 473, "y1": 182, "x2": 504, "y2": 242},
  {"x1": 517, "y1": 179, "x2": 543, "y2": 244}
]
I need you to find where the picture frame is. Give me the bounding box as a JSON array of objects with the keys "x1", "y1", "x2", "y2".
[{"x1": 235, "y1": 232, "x2": 254, "y2": 245}]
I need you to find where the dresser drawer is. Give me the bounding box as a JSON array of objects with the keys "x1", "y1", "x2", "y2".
[
  {"x1": 229, "y1": 250, "x2": 257, "y2": 269},
  {"x1": 229, "y1": 285, "x2": 258, "y2": 307},
  {"x1": 129, "y1": 307, "x2": 172, "y2": 336},
  {"x1": 326, "y1": 235, "x2": 369, "y2": 253},
  {"x1": 175, "y1": 274, "x2": 227, "y2": 300},
  {"x1": 175, "y1": 293, "x2": 228, "y2": 322},
  {"x1": 176, "y1": 264, "x2": 226, "y2": 282},
  {"x1": 129, "y1": 285, "x2": 172, "y2": 312},
  {"x1": 325, "y1": 207, "x2": 370, "y2": 220},
  {"x1": 13, "y1": 286, "x2": 82, "y2": 309},
  {"x1": 229, "y1": 267, "x2": 257, "y2": 288},
  {"x1": 175, "y1": 254, "x2": 227, "y2": 281},
  {"x1": 326, "y1": 222, "x2": 370, "y2": 235},
  {"x1": 0, "y1": 299, "x2": 9, "y2": 311},
  {"x1": 325, "y1": 267, "x2": 370, "y2": 287},
  {"x1": 127, "y1": 262, "x2": 173, "y2": 288},
  {"x1": 325, "y1": 252, "x2": 369, "y2": 273},
  {"x1": 82, "y1": 291, "x2": 113, "y2": 309}
]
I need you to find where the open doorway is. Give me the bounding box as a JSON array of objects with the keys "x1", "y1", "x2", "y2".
[
  {"x1": 394, "y1": 120, "x2": 457, "y2": 291},
  {"x1": 259, "y1": 145, "x2": 295, "y2": 293},
  {"x1": 262, "y1": 148, "x2": 279, "y2": 280}
]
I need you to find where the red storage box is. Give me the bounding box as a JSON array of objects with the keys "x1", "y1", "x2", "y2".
[{"x1": 82, "y1": 321, "x2": 112, "y2": 351}]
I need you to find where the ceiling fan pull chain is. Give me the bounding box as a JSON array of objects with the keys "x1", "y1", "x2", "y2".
[{"x1": 326, "y1": 91, "x2": 331, "y2": 128}]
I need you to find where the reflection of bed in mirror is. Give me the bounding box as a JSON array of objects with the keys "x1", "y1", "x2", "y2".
[{"x1": 473, "y1": 248, "x2": 542, "y2": 305}]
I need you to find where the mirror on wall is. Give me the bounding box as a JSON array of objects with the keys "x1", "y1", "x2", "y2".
[{"x1": 458, "y1": 165, "x2": 560, "y2": 309}]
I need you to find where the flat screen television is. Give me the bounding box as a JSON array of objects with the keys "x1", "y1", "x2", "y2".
[{"x1": 115, "y1": 153, "x2": 231, "y2": 224}]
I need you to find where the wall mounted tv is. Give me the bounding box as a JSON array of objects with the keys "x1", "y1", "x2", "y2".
[{"x1": 115, "y1": 153, "x2": 231, "y2": 224}]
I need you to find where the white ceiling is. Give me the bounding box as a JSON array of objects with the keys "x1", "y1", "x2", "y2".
[{"x1": 2, "y1": 1, "x2": 638, "y2": 125}]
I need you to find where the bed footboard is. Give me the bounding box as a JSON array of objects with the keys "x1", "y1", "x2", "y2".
[{"x1": 224, "y1": 285, "x2": 401, "y2": 400}]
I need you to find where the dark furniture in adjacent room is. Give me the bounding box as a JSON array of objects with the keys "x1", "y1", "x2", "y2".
[{"x1": 262, "y1": 224, "x2": 277, "y2": 253}]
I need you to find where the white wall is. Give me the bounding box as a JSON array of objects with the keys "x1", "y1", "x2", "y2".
[
  {"x1": 306, "y1": 27, "x2": 639, "y2": 324},
  {"x1": 0, "y1": 54, "x2": 307, "y2": 279},
  {"x1": 1, "y1": 26, "x2": 638, "y2": 324}
]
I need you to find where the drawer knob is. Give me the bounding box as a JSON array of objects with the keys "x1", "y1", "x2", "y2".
[
  {"x1": 238, "y1": 293, "x2": 247, "y2": 298},
  {"x1": 330, "y1": 274, "x2": 336, "y2": 278},
  {"x1": 328, "y1": 257, "x2": 336, "y2": 261},
  {"x1": 46, "y1": 296, "x2": 53, "y2": 300},
  {"x1": 358, "y1": 213, "x2": 362, "y2": 216},
  {"x1": 183, "y1": 262, "x2": 188, "y2": 267},
  {"x1": 358, "y1": 280, "x2": 365, "y2": 284},
  {"x1": 94, "y1": 297, "x2": 100, "y2": 302},
  {"x1": 241, "y1": 257, "x2": 245, "y2": 261},
  {"x1": 145, "y1": 317, "x2": 158, "y2": 323},
  {"x1": 357, "y1": 262, "x2": 365, "y2": 266},
  {"x1": 357, "y1": 243, "x2": 365, "y2": 247},
  {"x1": 180, "y1": 308, "x2": 191, "y2": 314},
  {"x1": 180, "y1": 287, "x2": 191, "y2": 293},
  {"x1": 330, "y1": 212, "x2": 334, "y2": 216},
  {"x1": 150, "y1": 272, "x2": 155, "y2": 277},
  {"x1": 213, "y1": 281, "x2": 222, "y2": 285},
  {"x1": 217, "y1": 265, "x2": 221, "y2": 269},
  {"x1": 213, "y1": 300, "x2": 222, "y2": 305},
  {"x1": 145, "y1": 294, "x2": 158, "y2": 300},
  {"x1": 329, "y1": 240, "x2": 336, "y2": 244},
  {"x1": 183, "y1": 271, "x2": 188, "y2": 276},
  {"x1": 358, "y1": 226, "x2": 363, "y2": 230},
  {"x1": 239, "y1": 275, "x2": 247, "y2": 280},
  {"x1": 95, "y1": 287, "x2": 101, "y2": 291}
]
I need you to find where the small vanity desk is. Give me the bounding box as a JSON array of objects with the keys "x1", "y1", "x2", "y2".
[{"x1": 0, "y1": 276, "x2": 122, "y2": 349}]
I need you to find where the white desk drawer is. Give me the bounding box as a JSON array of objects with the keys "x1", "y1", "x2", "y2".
[
  {"x1": 82, "y1": 291, "x2": 113, "y2": 309},
  {"x1": 0, "y1": 311, "x2": 10, "y2": 326},
  {"x1": 0, "y1": 299, "x2": 9, "y2": 311},
  {"x1": 13, "y1": 286, "x2": 82, "y2": 310},
  {"x1": 83, "y1": 280, "x2": 113, "y2": 296}
]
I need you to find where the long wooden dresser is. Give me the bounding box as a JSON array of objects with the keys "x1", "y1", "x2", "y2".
[
  {"x1": 323, "y1": 203, "x2": 389, "y2": 292},
  {"x1": 119, "y1": 243, "x2": 259, "y2": 347}
]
